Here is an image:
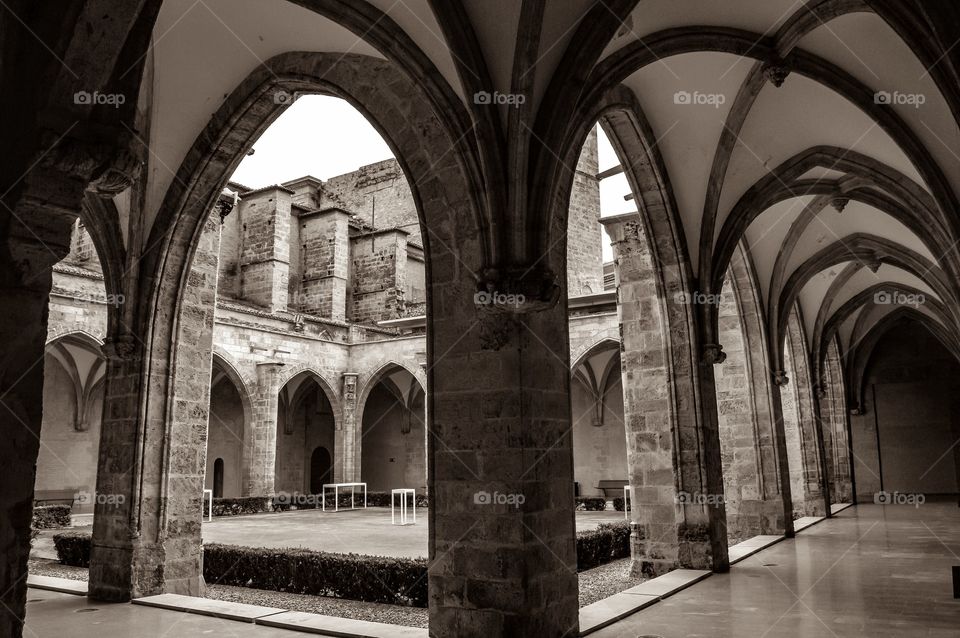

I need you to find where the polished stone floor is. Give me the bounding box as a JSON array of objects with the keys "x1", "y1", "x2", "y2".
[
  {"x1": 596, "y1": 503, "x2": 960, "y2": 637},
  {"x1": 24, "y1": 504, "x2": 958, "y2": 637}
]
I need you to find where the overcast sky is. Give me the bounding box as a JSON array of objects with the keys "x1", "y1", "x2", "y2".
[{"x1": 231, "y1": 95, "x2": 632, "y2": 261}]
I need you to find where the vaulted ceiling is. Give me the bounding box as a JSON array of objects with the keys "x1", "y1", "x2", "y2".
[{"x1": 130, "y1": 0, "x2": 960, "y2": 391}]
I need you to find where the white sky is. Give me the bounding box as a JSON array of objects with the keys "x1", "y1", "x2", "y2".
[{"x1": 231, "y1": 95, "x2": 632, "y2": 261}]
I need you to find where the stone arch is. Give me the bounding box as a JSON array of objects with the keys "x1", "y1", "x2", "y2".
[
  {"x1": 356, "y1": 361, "x2": 427, "y2": 492},
  {"x1": 782, "y1": 306, "x2": 828, "y2": 517},
  {"x1": 91, "y1": 45, "x2": 488, "y2": 602},
  {"x1": 593, "y1": 85, "x2": 729, "y2": 575},
  {"x1": 45, "y1": 328, "x2": 105, "y2": 348},
  {"x1": 274, "y1": 367, "x2": 339, "y2": 497},
  {"x1": 570, "y1": 337, "x2": 621, "y2": 373},
  {"x1": 275, "y1": 363, "x2": 341, "y2": 418},
  {"x1": 820, "y1": 337, "x2": 853, "y2": 504},
  {"x1": 207, "y1": 353, "x2": 253, "y2": 499},
  {"x1": 715, "y1": 243, "x2": 793, "y2": 541}
]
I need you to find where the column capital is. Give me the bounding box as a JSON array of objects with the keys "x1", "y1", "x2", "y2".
[{"x1": 702, "y1": 343, "x2": 726, "y2": 365}]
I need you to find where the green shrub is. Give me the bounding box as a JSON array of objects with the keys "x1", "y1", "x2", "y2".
[
  {"x1": 204, "y1": 544, "x2": 427, "y2": 606},
  {"x1": 575, "y1": 497, "x2": 607, "y2": 511},
  {"x1": 576, "y1": 521, "x2": 631, "y2": 571},
  {"x1": 612, "y1": 497, "x2": 626, "y2": 512},
  {"x1": 207, "y1": 497, "x2": 273, "y2": 517},
  {"x1": 33, "y1": 504, "x2": 72, "y2": 529},
  {"x1": 52, "y1": 533, "x2": 428, "y2": 607},
  {"x1": 53, "y1": 532, "x2": 91, "y2": 567}
]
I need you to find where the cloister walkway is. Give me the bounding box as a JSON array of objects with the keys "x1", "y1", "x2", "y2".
[{"x1": 24, "y1": 504, "x2": 959, "y2": 637}]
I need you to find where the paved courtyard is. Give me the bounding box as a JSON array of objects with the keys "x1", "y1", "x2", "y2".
[{"x1": 200, "y1": 508, "x2": 627, "y2": 558}]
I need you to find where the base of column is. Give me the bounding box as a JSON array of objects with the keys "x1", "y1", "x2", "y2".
[{"x1": 629, "y1": 521, "x2": 717, "y2": 578}]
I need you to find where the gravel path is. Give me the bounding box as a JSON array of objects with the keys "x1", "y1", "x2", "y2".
[{"x1": 29, "y1": 556, "x2": 644, "y2": 625}]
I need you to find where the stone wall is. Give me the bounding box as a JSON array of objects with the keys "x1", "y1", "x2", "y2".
[
  {"x1": 205, "y1": 378, "x2": 245, "y2": 498},
  {"x1": 350, "y1": 230, "x2": 407, "y2": 324}
]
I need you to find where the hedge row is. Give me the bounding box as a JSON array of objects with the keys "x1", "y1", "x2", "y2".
[
  {"x1": 33, "y1": 504, "x2": 72, "y2": 529},
  {"x1": 575, "y1": 497, "x2": 607, "y2": 511},
  {"x1": 54, "y1": 521, "x2": 633, "y2": 604},
  {"x1": 612, "y1": 497, "x2": 626, "y2": 512},
  {"x1": 577, "y1": 521, "x2": 631, "y2": 571},
  {"x1": 204, "y1": 544, "x2": 427, "y2": 606},
  {"x1": 53, "y1": 532, "x2": 91, "y2": 567}
]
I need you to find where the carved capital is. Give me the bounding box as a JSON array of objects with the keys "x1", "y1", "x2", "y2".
[
  {"x1": 863, "y1": 252, "x2": 882, "y2": 273},
  {"x1": 87, "y1": 145, "x2": 143, "y2": 197},
  {"x1": 102, "y1": 333, "x2": 138, "y2": 362},
  {"x1": 830, "y1": 197, "x2": 849, "y2": 213},
  {"x1": 849, "y1": 405, "x2": 863, "y2": 416},
  {"x1": 773, "y1": 370, "x2": 790, "y2": 386},
  {"x1": 702, "y1": 343, "x2": 726, "y2": 365},
  {"x1": 762, "y1": 59, "x2": 791, "y2": 87},
  {"x1": 475, "y1": 265, "x2": 560, "y2": 314}
]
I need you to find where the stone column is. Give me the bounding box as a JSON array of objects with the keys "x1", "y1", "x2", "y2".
[
  {"x1": 716, "y1": 264, "x2": 793, "y2": 541},
  {"x1": 822, "y1": 344, "x2": 852, "y2": 503},
  {"x1": 783, "y1": 314, "x2": 828, "y2": 517},
  {"x1": 242, "y1": 362, "x2": 283, "y2": 497},
  {"x1": 89, "y1": 210, "x2": 221, "y2": 600},
  {"x1": 337, "y1": 372, "x2": 359, "y2": 482},
  {"x1": 427, "y1": 276, "x2": 578, "y2": 636},
  {"x1": 0, "y1": 208, "x2": 75, "y2": 637},
  {"x1": 604, "y1": 215, "x2": 728, "y2": 579}
]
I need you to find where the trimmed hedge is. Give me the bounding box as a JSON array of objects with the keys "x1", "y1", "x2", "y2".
[
  {"x1": 33, "y1": 504, "x2": 72, "y2": 529},
  {"x1": 54, "y1": 521, "x2": 633, "y2": 603},
  {"x1": 208, "y1": 497, "x2": 272, "y2": 517},
  {"x1": 53, "y1": 532, "x2": 91, "y2": 568},
  {"x1": 575, "y1": 497, "x2": 607, "y2": 511},
  {"x1": 204, "y1": 544, "x2": 427, "y2": 606},
  {"x1": 576, "y1": 521, "x2": 631, "y2": 571},
  {"x1": 612, "y1": 497, "x2": 626, "y2": 512}
]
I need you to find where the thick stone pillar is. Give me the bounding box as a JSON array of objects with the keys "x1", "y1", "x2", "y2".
[
  {"x1": 783, "y1": 314, "x2": 827, "y2": 517},
  {"x1": 89, "y1": 210, "x2": 221, "y2": 600},
  {"x1": 428, "y1": 286, "x2": 578, "y2": 635},
  {"x1": 821, "y1": 342, "x2": 852, "y2": 503},
  {"x1": 605, "y1": 216, "x2": 728, "y2": 578},
  {"x1": 0, "y1": 209, "x2": 75, "y2": 637},
  {"x1": 241, "y1": 362, "x2": 283, "y2": 497},
  {"x1": 337, "y1": 372, "x2": 359, "y2": 482},
  {"x1": 716, "y1": 256, "x2": 793, "y2": 541}
]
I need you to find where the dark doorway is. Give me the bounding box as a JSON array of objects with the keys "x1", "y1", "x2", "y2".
[
  {"x1": 310, "y1": 446, "x2": 332, "y2": 494},
  {"x1": 213, "y1": 458, "x2": 224, "y2": 498}
]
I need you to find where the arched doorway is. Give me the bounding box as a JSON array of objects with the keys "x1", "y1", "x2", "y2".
[
  {"x1": 309, "y1": 447, "x2": 332, "y2": 494},
  {"x1": 213, "y1": 459, "x2": 225, "y2": 498}
]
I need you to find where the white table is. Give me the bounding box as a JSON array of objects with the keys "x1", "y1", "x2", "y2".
[
  {"x1": 322, "y1": 482, "x2": 367, "y2": 512},
  {"x1": 391, "y1": 489, "x2": 416, "y2": 525},
  {"x1": 623, "y1": 485, "x2": 632, "y2": 520},
  {"x1": 203, "y1": 489, "x2": 213, "y2": 522}
]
